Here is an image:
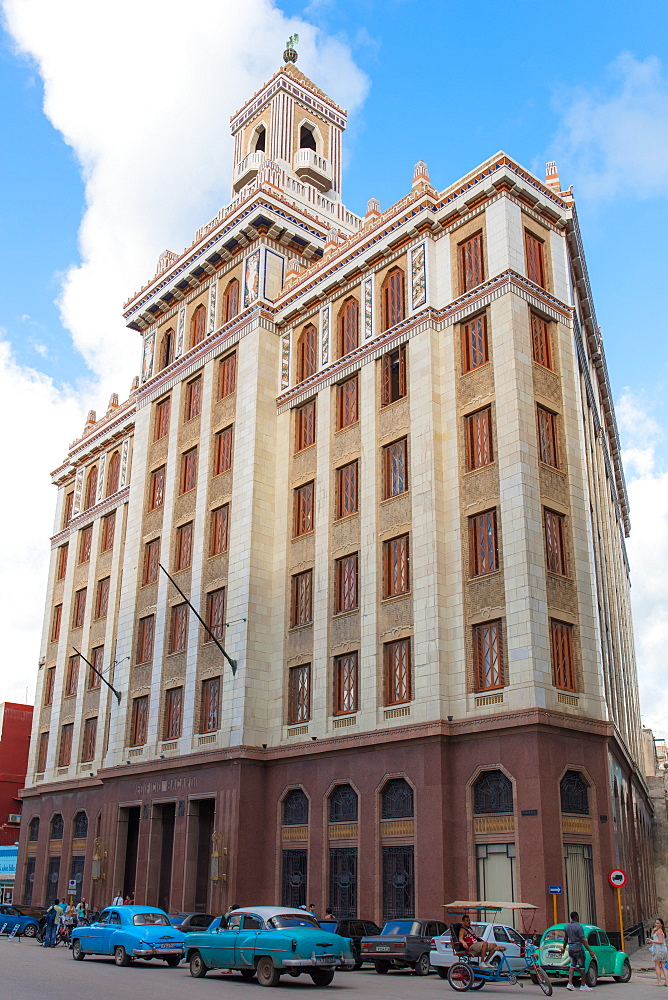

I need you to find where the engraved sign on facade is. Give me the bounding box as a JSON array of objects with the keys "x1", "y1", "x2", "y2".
[
  {"x1": 244, "y1": 250, "x2": 261, "y2": 308},
  {"x1": 72, "y1": 467, "x2": 85, "y2": 517},
  {"x1": 135, "y1": 774, "x2": 198, "y2": 797},
  {"x1": 321, "y1": 305, "x2": 330, "y2": 366},
  {"x1": 208, "y1": 282, "x2": 217, "y2": 334},
  {"x1": 281, "y1": 333, "x2": 291, "y2": 389},
  {"x1": 411, "y1": 243, "x2": 426, "y2": 309},
  {"x1": 119, "y1": 437, "x2": 130, "y2": 489},
  {"x1": 141, "y1": 332, "x2": 155, "y2": 383},
  {"x1": 364, "y1": 278, "x2": 373, "y2": 339},
  {"x1": 175, "y1": 306, "x2": 186, "y2": 358}
]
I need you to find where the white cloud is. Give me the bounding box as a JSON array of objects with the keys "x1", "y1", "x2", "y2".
[{"x1": 554, "y1": 52, "x2": 668, "y2": 199}]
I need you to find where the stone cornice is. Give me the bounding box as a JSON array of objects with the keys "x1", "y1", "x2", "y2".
[{"x1": 50, "y1": 487, "x2": 130, "y2": 546}]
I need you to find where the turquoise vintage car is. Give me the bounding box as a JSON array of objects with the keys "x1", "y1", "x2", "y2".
[
  {"x1": 539, "y1": 923, "x2": 631, "y2": 986},
  {"x1": 71, "y1": 904, "x2": 185, "y2": 966},
  {"x1": 184, "y1": 905, "x2": 355, "y2": 986}
]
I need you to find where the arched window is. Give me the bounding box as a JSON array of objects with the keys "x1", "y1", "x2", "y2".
[
  {"x1": 381, "y1": 267, "x2": 405, "y2": 332},
  {"x1": 224, "y1": 279, "x2": 240, "y2": 324},
  {"x1": 283, "y1": 789, "x2": 309, "y2": 826},
  {"x1": 300, "y1": 124, "x2": 316, "y2": 151},
  {"x1": 106, "y1": 451, "x2": 120, "y2": 497},
  {"x1": 73, "y1": 812, "x2": 88, "y2": 839},
  {"x1": 297, "y1": 324, "x2": 317, "y2": 382},
  {"x1": 560, "y1": 770, "x2": 589, "y2": 815},
  {"x1": 28, "y1": 817, "x2": 39, "y2": 842},
  {"x1": 160, "y1": 329, "x2": 174, "y2": 370},
  {"x1": 338, "y1": 298, "x2": 358, "y2": 358},
  {"x1": 329, "y1": 784, "x2": 358, "y2": 823},
  {"x1": 191, "y1": 304, "x2": 206, "y2": 347},
  {"x1": 473, "y1": 770, "x2": 513, "y2": 815},
  {"x1": 381, "y1": 778, "x2": 414, "y2": 819},
  {"x1": 83, "y1": 466, "x2": 98, "y2": 511},
  {"x1": 50, "y1": 814, "x2": 63, "y2": 840},
  {"x1": 254, "y1": 126, "x2": 266, "y2": 153}
]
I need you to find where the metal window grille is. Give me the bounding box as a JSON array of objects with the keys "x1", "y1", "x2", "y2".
[
  {"x1": 219, "y1": 352, "x2": 237, "y2": 397},
  {"x1": 537, "y1": 406, "x2": 559, "y2": 468},
  {"x1": 338, "y1": 375, "x2": 358, "y2": 429},
  {"x1": 210, "y1": 505, "x2": 229, "y2": 555},
  {"x1": 164, "y1": 687, "x2": 183, "y2": 740},
  {"x1": 544, "y1": 509, "x2": 567, "y2": 575},
  {"x1": 143, "y1": 539, "x2": 160, "y2": 585},
  {"x1": 44, "y1": 667, "x2": 55, "y2": 705},
  {"x1": 58, "y1": 724, "x2": 73, "y2": 767},
  {"x1": 288, "y1": 664, "x2": 311, "y2": 724},
  {"x1": 56, "y1": 543, "x2": 68, "y2": 581},
  {"x1": 531, "y1": 313, "x2": 552, "y2": 368},
  {"x1": 68, "y1": 856, "x2": 85, "y2": 903},
  {"x1": 181, "y1": 448, "x2": 198, "y2": 492},
  {"x1": 291, "y1": 571, "x2": 313, "y2": 627},
  {"x1": 329, "y1": 784, "x2": 358, "y2": 823},
  {"x1": 51, "y1": 606, "x2": 62, "y2": 642},
  {"x1": 381, "y1": 779, "x2": 414, "y2": 819},
  {"x1": 525, "y1": 231, "x2": 545, "y2": 287},
  {"x1": 339, "y1": 298, "x2": 359, "y2": 356},
  {"x1": 28, "y1": 817, "x2": 40, "y2": 842},
  {"x1": 136, "y1": 615, "x2": 155, "y2": 663},
  {"x1": 294, "y1": 482, "x2": 314, "y2": 536},
  {"x1": 155, "y1": 397, "x2": 171, "y2": 439},
  {"x1": 191, "y1": 304, "x2": 206, "y2": 346},
  {"x1": 382, "y1": 846, "x2": 414, "y2": 920},
  {"x1": 131, "y1": 695, "x2": 149, "y2": 746},
  {"x1": 473, "y1": 620, "x2": 503, "y2": 691},
  {"x1": 149, "y1": 466, "x2": 165, "y2": 509},
  {"x1": 200, "y1": 676, "x2": 220, "y2": 733},
  {"x1": 186, "y1": 376, "x2": 202, "y2": 420},
  {"x1": 63, "y1": 492, "x2": 74, "y2": 528},
  {"x1": 283, "y1": 790, "x2": 309, "y2": 826},
  {"x1": 101, "y1": 511, "x2": 116, "y2": 551},
  {"x1": 466, "y1": 407, "x2": 493, "y2": 470},
  {"x1": 381, "y1": 345, "x2": 406, "y2": 405},
  {"x1": 169, "y1": 604, "x2": 188, "y2": 654},
  {"x1": 176, "y1": 523, "x2": 193, "y2": 571},
  {"x1": 551, "y1": 620, "x2": 576, "y2": 692},
  {"x1": 224, "y1": 279, "x2": 239, "y2": 323},
  {"x1": 81, "y1": 718, "x2": 97, "y2": 762},
  {"x1": 281, "y1": 849, "x2": 307, "y2": 908},
  {"x1": 462, "y1": 313, "x2": 488, "y2": 371},
  {"x1": 382, "y1": 268, "x2": 405, "y2": 331},
  {"x1": 473, "y1": 770, "x2": 513, "y2": 814},
  {"x1": 160, "y1": 330, "x2": 174, "y2": 370},
  {"x1": 460, "y1": 233, "x2": 484, "y2": 291},
  {"x1": 334, "y1": 653, "x2": 358, "y2": 715},
  {"x1": 564, "y1": 843, "x2": 596, "y2": 925},
  {"x1": 469, "y1": 510, "x2": 498, "y2": 576},
  {"x1": 295, "y1": 400, "x2": 316, "y2": 451},
  {"x1": 50, "y1": 814, "x2": 63, "y2": 840},
  {"x1": 73, "y1": 812, "x2": 88, "y2": 839},
  {"x1": 384, "y1": 535, "x2": 409, "y2": 598},
  {"x1": 23, "y1": 857, "x2": 35, "y2": 905},
  {"x1": 89, "y1": 646, "x2": 103, "y2": 689},
  {"x1": 215, "y1": 427, "x2": 233, "y2": 474},
  {"x1": 78, "y1": 525, "x2": 92, "y2": 564},
  {"x1": 336, "y1": 461, "x2": 358, "y2": 518},
  {"x1": 384, "y1": 639, "x2": 411, "y2": 705},
  {"x1": 95, "y1": 577, "x2": 110, "y2": 619},
  {"x1": 383, "y1": 438, "x2": 407, "y2": 498},
  {"x1": 37, "y1": 733, "x2": 49, "y2": 773},
  {"x1": 46, "y1": 856, "x2": 60, "y2": 894},
  {"x1": 206, "y1": 588, "x2": 225, "y2": 641},
  {"x1": 329, "y1": 848, "x2": 358, "y2": 918},
  {"x1": 335, "y1": 553, "x2": 358, "y2": 614},
  {"x1": 84, "y1": 466, "x2": 98, "y2": 511},
  {"x1": 66, "y1": 655, "x2": 79, "y2": 696},
  {"x1": 298, "y1": 324, "x2": 318, "y2": 381},
  {"x1": 106, "y1": 451, "x2": 121, "y2": 497}
]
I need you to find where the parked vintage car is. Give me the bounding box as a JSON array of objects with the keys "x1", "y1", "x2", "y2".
[
  {"x1": 184, "y1": 905, "x2": 355, "y2": 986},
  {"x1": 168, "y1": 912, "x2": 215, "y2": 933},
  {"x1": 360, "y1": 919, "x2": 448, "y2": 975},
  {"x1": 538, "y1": 923, "x2": 631, "y2": 986},
  {"x1": 70, "y1": 904, "x2": 186, "y2": 966},
  {"x1": 429, "y1": 920, "x2": 527, "y2": 975},
  {"x1": 318, "y1": 918, "x2": 381, "y2": 968},
  {"x1": 0, "y1": 904, "x2": 39, "y2": 937}
]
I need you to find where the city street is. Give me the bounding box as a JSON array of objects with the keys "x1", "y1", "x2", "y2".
[{"x1": 0, "y1": 939, "x2": 656, "y2": 1000}]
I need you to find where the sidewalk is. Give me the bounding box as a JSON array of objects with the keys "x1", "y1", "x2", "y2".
[{"x1": 630, "y1": 943, "x2": 655, "y2": 972}]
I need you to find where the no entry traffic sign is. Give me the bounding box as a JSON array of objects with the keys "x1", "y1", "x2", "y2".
[{"x1": 608, "y1": 869, "x2": 627, "y2": 888}]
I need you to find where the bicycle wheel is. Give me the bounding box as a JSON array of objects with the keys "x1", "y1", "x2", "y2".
[
  {"x1": 535, "y1": 965, "x2": 553, "y2": 996},
  {"x1": 448, "y1": 962, "x2": 474, "y2": 991}
]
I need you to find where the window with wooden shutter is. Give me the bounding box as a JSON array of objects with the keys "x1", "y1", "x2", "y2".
[
  {"x1": 94, "y1": 577, "x2": 110, "y2": 619},
  {"x1": 223, "y1": 278, "x2": 240, "y2": 323},
  {"x1": 473, "y1": 620, "x2": 503, "y2": 691},
  {"x1": 380, "y1": 345, "x2": 407, "y2": 406},
  {"x1": 169, "y1": 603, "x2": 188, "y2": 654},
  {"x1": 288, "y1": 664, "x2": 311, "y2": 724},
  {"x1": 551, "y1": 620, "x2": 576, "y2": 691},
  {"x1": 160, "y1": 329, "x2": 174, "y2": 370},
  {"x1": 83, "y1": 466, "x2": 98, "y2": 511},
  {"x1": 338, "y1": 298, "x2": 359, "y2": 357},
  {"x1": 525, "y1": 231, "x2": 545, "y2": 287},
  {"x1": 185, "y1": 375, "x2": 202, "y2": 420},
  {"x1": 56, "y1": 543, "x2": 68, "y2": 581},
  {"x1": 295, "y1": 400, "x2": 316, "y2": 452},
  {"x1": 206, "y1": 588, "x2": 225, "y2": 642},
  {"x1": 63, "y1": 492, "x2": 74, "y2": 528},
  {"x1": 219, "y1": 352, "x2": 236, "y2": 398},
  {"x1": 214, "y1": 426, "x2": 233, "y2": 475},
  {"x1": 130, "y1": 695, "x2": 149, "y2": 746},
  {"x1": 530, "y1": 313, "x2": 552, "y2": 369},
  {"x1": 290, "y1": 571, "x2": 313, "y2": 627},
  {"x1": 44, "y1": 667, "x2": 56, "y2": 705},
  {"x1": 200, "y1": 676, "x2": 221, "y2": 733},
  {"x1": 462, "y1": 313, "x2": 488, "y2": 371},
  {"x1": 191, "y1": 304, "x2": 206, "y2": 347},
  {"x1": 101, "y1": 511, "x2": 116, "y2": 552},
  {"x1": 136, "y1": 615, "x2": 155, "y2": 663},
  {"x1": 294, "y1": 482, "x2": 314, "y2": 537},
  {"x1": 181, "y1": 447, "x2": 198, "y2": 493},
  {"x1": 537, "y1": 405, "x2": 559, "y2": 468},
  {"x1": 335, "y1": 553, "x2": 358, "y2": 614},
  {"x1": 297, "y1": 324, "x2": 317, "y2": 381},
  {"x1": 209, "y1": 504, "x2": 229, "y2": 556},
  {"x1": 384, "y1": 534, "x2": 410, "y2": 598},
  {"x1": 106, "y1": 451, "x2": 121, "y2": 496},
  {"x1": 175, "y1": 522, "x2": 193, "y2": 571},
  {"x1": 466, "y1": 406, "x2": 493, "y2": 470},
  {"x1": 81, "y1": 717, "x2": 97, "y2": 763},
  {"x1": 337, "y1": 375, "x2": 358, "y2": 429},
  {"x1": 37, "y1": 732, "x2": 49, "y2": 773},
  {"x1": 381, "y1": 268, "x2": 405, "y2": 331},
  {"x1": 164, "y1": 687, "x2": 183, "y2": 740},
  {"x1": 460, "y1": 232, "x2": 484, "y2": 291},
  {"x1": 58, "y1": 724, "x2": 73, "y2": 767},
  {"x1": 336, "y1": 461, "x2": 358, "y2": 519},
  {"x1": 89, "y1": 645, "x2": 103, "y2": 690},
  {"x1": 72, "y1": 589, "x2": 87, "y2": 628},
  {"x1": 155, "y1": 397, "x2": 171, "y2": 440},
  {"x1": 148, "y1": 466, "x2": 165, "y2": 509},
  {"x1": 469, "y1": 510, "x2": 499, "y2": 576},
  {"x1": 544, "y1": 509, "x2": 567, "y2": 575},
  {"x1": 143, "y1": 538, "x2": 160, "y2": 585},
  {"x1": 384, "y1": 638, "x2": 411, "y2": 705},
  {"x1": 51, "y1": 605, "x2": 62, "y2": 642},
  {"x1": 383, "y1": 438, "x2": 408, "y2": 498},
  {"x1": 78, "y1": 525, "x2": 93, "y2": 564},
  {"x1": 334, "y1": 652, "x2": 358, "y2": 715},
  {"x1": 65, "y1": 655, "x2": 79, "y2": 696}
]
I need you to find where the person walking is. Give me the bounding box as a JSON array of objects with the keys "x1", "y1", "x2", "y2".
[
  {"x1": 111, "y1": 889, "x2": 124, "y2": 905},
  {"x1": 76, "y1": 899, "x2": 87, "y2": 926},
  {"x1": 649, "y1": 918, "x2": 668, "y2": 986},
  {"x1": 560, "y1": 911, "x2": 595, "y2": 991},
  {"x1": 42, "y1": 899, "x2": 63, "y2": 948}
]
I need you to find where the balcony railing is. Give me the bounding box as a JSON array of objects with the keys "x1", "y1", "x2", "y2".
[
  {"x1": 294, "y1": 148, "x2": 333, "y2": 192},
  {"x1": 233, "y1": 150, "x2": 266, "y2": 192}
]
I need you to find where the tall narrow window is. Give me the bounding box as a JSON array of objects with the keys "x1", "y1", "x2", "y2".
[
  {"x1": 334, "y1": 652, "x2": 358, "y2": 715},
  {"x1": 297, "y1": 324, "x2": 317, "y2": 381},
  {"x1": 294, "y1": 482, "x2": 314, "y2": 536},
  {"x1": 473, "y1": 620, "x2": 503, "y2": 691},
  {"x1": 551, "y1": 620, "x2": 576, "y2": 691},
  {"x1": 164, "y1": 687, "x2": 183, "y2": 740},
  {"x1": 89, "y1": 645, "x2": 103, "y2": 690},
  {"x1": 160, "y1": 329, "x2": 174, "y2": 370},
  {"x1": 206, "y1": 588, "x2": 225, "y2": 642},
  {"x1": 101, "y1": 511, "x2": 116, "y2": 552},
  {"x1": 290, "y1": 570, "x2": 313, "y2": 628},
  {"x1": 200, "y1": 676, "x2": 220, "y2": 733},
  {"x1": 544, "y1": 509, "x2": 567, "y2": 576},
  {"x1": 300, "y1": 123, "x2": 316, "y2": 150},
  {"x1": 51, "y1": 604, "x2": 62, "y2": 642},
  {"x1": 148, "y1": 466, "x2": 165, "y2": 510},
  {"x1": 525, "y1": 231, "x2": 545, "y2": 287},
  {"x1": 530, "y1": 313, "x2": 552, "y2": 369},
  {"x1": 335, "y1": 553, "x2": 358, "y2": 614},
  {"x1": 58, "y1": 724, "x2": 73, "y2": 767},
  {"x1": 175, "y1": 522, "x2": 193, "y2": 571},
  {"x1": 63, "y1": 492, "x2": 74, "y2": 528},
  {"x1": 65, "y1": 655, "x2": 79, "y2": 697},
  {"x1": 136, "y1": 615, "x2": 154, "y2": 664},
  {"x1": 72, "y1": 589, "x2": 87, "y2": 628},
  {"x1": 336, "y1": 461, "x2": 358, "y2": 519},
  {"x1": 288, "y1": 664, "x2": 311, "y2": 724},
  {"x1": 210, "y1": 504, "x2": 229, "y2": 556},
  {"x1": 44, "y1": 667, "x2": 56, "y2": 706},
  {"x1": 460, "y1": 232, "x2": 484, "y2": 291},
  {"x1": 78, "y1": 525, "x2": 93, "y2": 564},
  {"x1": 254, "y1": 126, "x2": 266, "y2": 152},
  {"x1": 219, "y1": 352, "x2": 236, "y2": 397},
  {"x1": 223, "y1": 279, "x2": 240, "y2": 323},
  {"x1": 381, "y1": 345, "x2": 407, "y2": 406},
  {"x1": 181, "y1": 447, "x2": 198, "y2": 493},
  {"x1": 383, "y1": 438, "x2": 408, "y2": 498},
  {"x1": 469, "y1": 510, "x2": 499, "y2": 577},
  {"x1": 185, "y1": 375, "x2": 202, "y2": 421},
  {"x1": 143, "y1": 538, "x2": 160, "y2": 585},
  {"x1": 191, "y1": 303, "x2": 206, "y2": 347},
  {"x1": 84, "y1": 466, "x2": 98, "y2": 511},
  {"x1": 537, "y1": 406, "x2": 559, "y2": 468},
  {"x1": 169, "y1": 603, "x2": 188, "y2": 654},
  {"x1": 37, "y1": 732, "x2": 49, "y2": 773},
  {"x1": 81, "y1": 717, "x2": 97, "y2": 763},
  {"x1": 155, "y1": 397, "x2": 171, "y2": 440},
  {"x1": 384, "y1": 534, "x2": 410, "y2": 598},
  {"x1": 338, "y1": 298, "x2": 359, "y2": 357},
  {"x1": 94, "y1": 577, "x2": 110, "y2": 619},
  {"x1": 106, "y1": 451, "x2": 120, "y2": 497},
  {"x1": 466, "y1": 406, "x2": 493, "y2": 470},
  {"x1": 56, "y1": 543, "x2": 68, "y2": 581},
  {"x1": 130, "y1": 695, "x2": 149, "y2": 746},
  {"x1": 295, "y1": 400, "x2": 316, "y2": 452},
  {"x1": 385, "y1": 638, "x2": 411, "y2": 705},
  {"x1": 462, "y1": 313, "x2": 488, "y2": 371},
  {"x1": 214, "y1": 426, "x2": 233, "y2": 475},
  {"x1": 381, "y1": 268, "x2": 405, "y2": 331},
  {"x1": 337, "y1": 375, "x2": 358, "y2": 430}
]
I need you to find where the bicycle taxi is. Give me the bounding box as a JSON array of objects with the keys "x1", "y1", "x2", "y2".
[{"x1": 441, "y1": 901, "x2": 552, "y2": 995}]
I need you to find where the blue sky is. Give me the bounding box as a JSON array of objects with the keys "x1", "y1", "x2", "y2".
[{"x1": 1, "y1": 0, "x2": 667, "y2": 725}]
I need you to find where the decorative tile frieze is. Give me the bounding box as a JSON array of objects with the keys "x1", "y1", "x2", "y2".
[
  {"x1": 244, "y1": 250, "x2": 261, "y2": 307},
  {"x1": 72, "y1": 467, "x2": 84, "y2": 517},
  {"x1": 175, "y1": 306, "x2": 186, "y2": 359},
  {"x1": 95, "y1": 454, "x2": 106, "y2": 504},
  {"x1": 208, "y1": 282, "x2": 217, "y2": 334},
  {"x1": 320, "y1": 305, "x2": 330, "y2": 366},
  {"x1": 141, "y1": 332, "x2": 155, "y2": 384},
  {"x1": 364, "y1": 277, "x2": 373, "y2": 339},
  {"x1": 119, "y1": 437, "x2": 130, "y2": 489},
  {"x1": 281, "y1": 333, "x2": 291, "y2": 389},
  {"x1": 410, "y1": 243, "x2": 426, "y2": 309}
]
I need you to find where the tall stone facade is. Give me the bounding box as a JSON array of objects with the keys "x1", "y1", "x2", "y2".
[{"x1": 17, "y1": 56, "x2": 654, "y2": 935}]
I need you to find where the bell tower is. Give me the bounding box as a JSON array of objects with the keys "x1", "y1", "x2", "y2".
[{"x1": 230, "y1": 36, "x2": 347, "y2": 204}]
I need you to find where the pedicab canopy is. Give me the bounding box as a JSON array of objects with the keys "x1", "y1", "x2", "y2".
[{"x1": 444, "y1": 901, "x2": 538, "y2": 910}]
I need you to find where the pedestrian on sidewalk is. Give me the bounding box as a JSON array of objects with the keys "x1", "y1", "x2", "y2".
[
  {"x1": 560, "y1": 911, "x2": 595, "y2": 992},
  {"x1": 649, "y1": 918, "x2": 668, "y2": 986},
  {"x1": 111, "y1": 890, "x2": 124, "y2": 905},
  {"x1": 42, "y1": 899, "x2": 62, "y2": 948}
]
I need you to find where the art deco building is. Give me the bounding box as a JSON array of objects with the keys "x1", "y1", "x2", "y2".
[{"x1": 17, "y1": 47, "x2": 655, "y2": 936}]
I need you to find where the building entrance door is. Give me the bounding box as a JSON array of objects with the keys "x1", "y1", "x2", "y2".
[{"x1": 158, "y1": 803, "x2": 176, "y2": 913}]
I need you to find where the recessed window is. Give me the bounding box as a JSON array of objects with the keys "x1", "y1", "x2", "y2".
[
  {"x1": 185, "y1": 375, "x2": 202, "y2": 421},
  {"x1": 334, "y1": 553, "x2": 358, "y2": 614},
  {"x1": 334, "y1": 653, "x2": 358, "y2": 715},
  {"x1": 384, "y1": 639, "x2": 411, "y2": 705},
  {"x1": 474, "y1": 771, "x2": 513, "y2": 814},
  {"x1": 537, "y1": 406, "x2": 559, "y2": 468},
  {"x1": 381, "y1": 345, "x2": 406, "y2": 406},
  {"x1": 338, "y1": 298, "x2": 359, "y2": 357},
  {"x1": 223, "y1": 279, "x2": 240, "y2": 324},
  {"x1": 544, "y1": 509, "x2": 567, "y2": 576},
  {"x1": 560, "y1": 770, "x2": 589, "y2": 814},
  {"x1": 551, "y1": 619, "x2": 575, "y2": 691},
  {"x1": 44, "y1": 667, "x2": 56, "y2": 706},
  {"x1": 294, "y1": 482, "x2": 314, "y2": 537},
  {"x1": 130, "y1": 695, "x2": 149, "y2": 747},
  {"x1": 155, "y1": 397, "x2": 171, "y2": 440},
  {"x1": 291, "y1": 570, "x2": 313, "y2": 628},
  {"x1": 56, "y1": 543, "x2": 68, "y2": 581},
  {"x1": 136, "y1": 615, "x2": 155, "y2": 664},
  {"x1": 200, "y1": 676, "x2": 221, "y2": 733},
  {"x1": 465, "y1": 406, "x2": 493, "y2": 470},
  {"x1": 473, "y1": 620, "x2": 503, "y2": 691},
  {"x1": 89, "y1": 645, "x2": 103, "y2": 690},
  {"x1": 300, "y1": 124, "x2": 316, "y2": 150},
  {"x1": 462, "y1": 313, "x2": 488, "y2": 371},
  {"x1": 175, "y1": 523, "x2": 193, "y2": 572},
  {"x1": 37, "y1": 732, "x2": 49, "y2": 773},
  {"x1": 530, "y1": 313, "x2": 552, "y2": 369},
  {"x1": 210, "y1": 504, "x2": 229, "y2": 556},
  {"x1": 206, "y1": 588, "x2": 225, "y2": 643},
  {"x1": 106, "y1": 451, "x2": 121, "y2": 497},
  {"x1": 164, "y1": 687, "x2": 183, "y2": 740},
  {"x1": 383, "y1": 438, "x2": 408, "y2": 499},
  {"x1": 298, "y1": 324, "x2": 317, "y2": 381},
  {"x1": 219, "y1": 352, "x2": 236, "y2": 397},
  {"x1": 191, "y1": 304, "x2": 206, "y2": 347},
  {"x1": 78, "y1": 525, "x2": 93, "y2": 565},
  {"x1": 81, "y1": 718, "x2": 97, "y2": 763},
  {"x1": 58, "y1": 724, "x2": 73, "y2": 768},
  {"x1": 180, "y1": 448, "x2": 198, "y2": 493},
  {"x1": 288, "y1": 663, "x2": 311, "y2": 724},
  {"x1": 159, "y1": 329, "x2": 174, "y2": 371},
  {"x1": 72, "y1": 589, "x2": 87, "y2": 629},
  {"x1": 214, "y1": 426, "x2": 233, "y2": 475},
  {"x1": 94, "y1": 577, "x2": 110, "y2": 619},
  {"x1": 525, "y1": 231, "x2": 545, "y2": 287},
  {"x1": 460, "y1": 232, "x2": 484, "y2": 291},
  {"x1": 83, "y1": 466, "x2": 98, "y2": 512},
  {"x1": 101, "y1": 511, "x2": 116, "y2": 552},
  {"x1": 143, "y1": 538, "x2": 160, "y2": 585},
  {"x1": 169, "y1": 603, "x2": 188, "y2": 654},
  {"x1": 51, "y1": 605, "x2": 62, "y2": 643},
  {"x1": 383, "y1": 534, "x2": 409, "y2": 598},
  {"x1": 63, "y1": 492, "x2": 74, "y2": 529},
  {"x1": 65, "y1": 655, "x2": 79, "y2": 697},
  {"x1": 381, "y1": 268, "x2": 405, "y2": 332},
  {"x1": 148, "y1": 466, "x2": 165, "y2": 510},
  {"x1": 337, "y1": 375, "x2": 358, "y2": 430},
  {"x1": 469, "y1": 510, "x2": 499, "y2": 577},
  {"x1": 336, "y1": 461, "x2": 358, "y2": 519},
  {"x1": 28, "y1": 817, "x2": 40, "y2": 842},
  {"x1": 295, "y1": 400, "x2": 316, "y2": 452}
]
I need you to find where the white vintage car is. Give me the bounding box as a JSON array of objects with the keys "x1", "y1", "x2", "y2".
[{"x1": 429, "y1": 919, "x2": 527, "y2": 975}]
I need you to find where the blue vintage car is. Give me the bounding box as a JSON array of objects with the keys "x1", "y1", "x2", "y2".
[
  {"x1": 184, "y1": 905, "x2": 355, "y2": 986},
  {"x1": 0, "y1": 904, "x2": 39, "y2": 937},
  {"x1": 71, "y1": 904, "x2": 185, "y2": 966}
]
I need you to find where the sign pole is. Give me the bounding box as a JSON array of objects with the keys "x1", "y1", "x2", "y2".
[
  {"x1": 553, "y1": 893, "x2": 557, "y2": 926},
  {"x1": 616, "y1": 886, "x2": 624, "y2": 953}
]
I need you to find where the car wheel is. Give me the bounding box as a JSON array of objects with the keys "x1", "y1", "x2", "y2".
[
  {"x1": 448, "y1": 961, "x2": 474, "y2": 991},
  {"x1": 165, "y1": 955, "x2": 180, "y2": 967},
  {"x1": 613, "y1": 958, "x2": 632, "y2": 983},
  {"x1": 374, "y1": 960, "x2": 390, "y2": 974},
  {"x1": 585, "y1": 961, "x2": 597, "y2": 988},
  {"x1": 255, "y1": 956, "x2": 281, "y2": 987},
  {"x1": 436, "y1": 967, "x2": 448, "y2": 979},
  {"x1": 239, "y1": 969, "x2": 256, "y2": 981},
  {"x1": 310, "y1": 969, "x2": 335, "y2": 986},
  {"x1": 189, "y1": 951, "x2": 208, "y2": 978},
  {"x1": 414, "y1": 953, "x2": 430, "y2": 976},
  {"x1": 114, "y1": 945, "x2": 131, "y2": 967},
  {"x1": 24, "y1": 924, "x2": 37, "y2": 938},
  {"x1": 71, "y1": 939, "x2": 85, "y2": 961}
]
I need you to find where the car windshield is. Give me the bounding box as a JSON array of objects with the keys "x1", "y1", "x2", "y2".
[
  {"x1": 268, "y1": 914, "x2": 319, "y2": 929},
  {"x1": 133, "y1": 913, "x2": 170, "y2": 926},
  {"x1": 542, "y1": 929, "x2": 565, "y2": 943},
  {"x1": 381, "y1": 921, "x2": 420, "y2": 936}
]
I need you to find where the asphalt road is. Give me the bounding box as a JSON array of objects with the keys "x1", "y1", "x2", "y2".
[{"x1": 0, "y1": 938, "x2": 654, "y2": 1000}]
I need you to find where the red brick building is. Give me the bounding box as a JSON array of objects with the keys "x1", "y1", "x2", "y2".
[{"x1": 0, "y1": 703, "x2": 33, "y2": 845}]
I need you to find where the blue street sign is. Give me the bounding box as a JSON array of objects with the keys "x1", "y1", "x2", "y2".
[{"x1": 549, "y1": 885, "x2": 563, "y2": 894}]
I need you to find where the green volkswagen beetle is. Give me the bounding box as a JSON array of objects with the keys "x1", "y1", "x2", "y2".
[
  {"x1": 184, "y1": 905, "x2": 355, "y2": 987},
  {"x1": 539, "y1": 923, "x2": 631, "y2": 986}
]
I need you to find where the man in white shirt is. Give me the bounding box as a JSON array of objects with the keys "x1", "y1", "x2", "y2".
[{"x1": 111, "y1": 890, "x2": 124, "y2": 905}]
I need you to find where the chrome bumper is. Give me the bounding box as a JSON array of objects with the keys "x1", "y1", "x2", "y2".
[
  {"x1": 283, "y1": 953, "x2": 354, "y2": 968},
  {"x1": 133, "y1": 947, "x2": 183, "y2": 958}
]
